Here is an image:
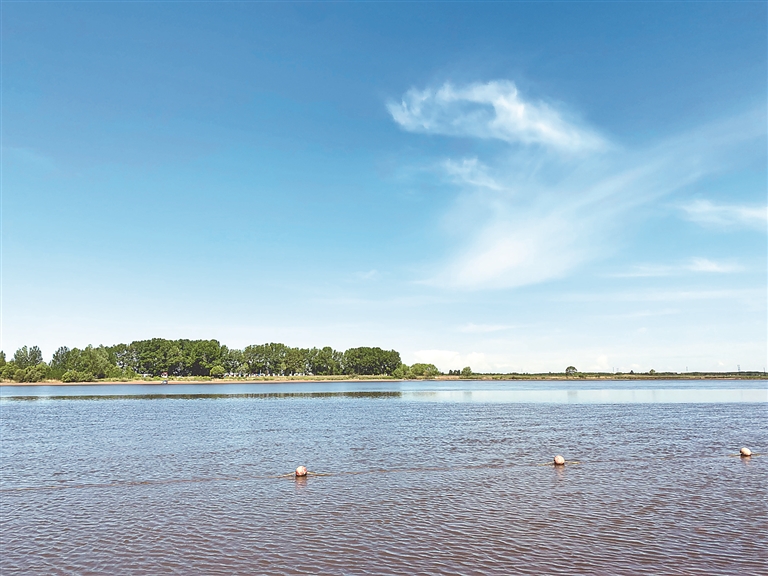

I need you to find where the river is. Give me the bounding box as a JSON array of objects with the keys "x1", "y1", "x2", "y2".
[{"x1": 1, "y1": 380, "x2": 766, "y2": 574}]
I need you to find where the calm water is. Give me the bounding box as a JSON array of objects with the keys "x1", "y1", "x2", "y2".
[{"x1": 1, "y1": 381, "x2": 766, "y2": 574}]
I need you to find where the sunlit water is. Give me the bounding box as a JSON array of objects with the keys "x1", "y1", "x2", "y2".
[{"x1": 1, "y1": 381, "x2": 766, "y2": 574}]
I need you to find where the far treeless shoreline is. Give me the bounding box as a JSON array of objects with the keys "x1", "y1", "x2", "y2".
[{"x1": 1, "y1": 372, "x2": 765, "y2": 386}]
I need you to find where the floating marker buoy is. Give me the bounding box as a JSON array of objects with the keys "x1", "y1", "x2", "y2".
[
  {"x1": 295, "y1": 465, "x2": 308, "y2": 477},
  {"x1": 740, "y1": 447, "x2": 752, "y2": 457},
  {"x1": 554, "y1": 455, "x2": 565, "y2": 466}
]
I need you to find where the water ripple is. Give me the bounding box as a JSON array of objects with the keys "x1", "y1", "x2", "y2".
[{"x1": 2, "y1": 399, "x2": 766, "y2": 574}]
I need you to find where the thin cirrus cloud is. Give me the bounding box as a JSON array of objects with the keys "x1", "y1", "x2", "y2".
[
  {"x1": 680, "y1": 199, "x2": 768, "y2": 230},
  {"x1": 387, "y1": 80, "x2": 607, "y2": 153},
  {"x1": 388, "y1": 81, "x2": 765, "y2": 290},
  {"x1": 686, "y1": 257, "x2": 744, "y2": 273},
  {"x1": 614, "y1": 258, "x2": 744, "y2": 278},
  {"x1": 355, "y1": 269, "x2": 381, "y2": 281},
  {"x1": 442, "y1": 158, "x2": 503, "y2": 191}
]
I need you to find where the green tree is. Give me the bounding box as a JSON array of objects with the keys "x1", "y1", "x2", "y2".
[
  {"x1": 184, "y1": 340, "x2": 223, "y2": 376},
  {"x1": 392, "y1": 363, "x2": 409, "y2": 379},
  {"x1": 408, "y1": 363, "x2": 441, "y2": 379},
  {"x1": 4, "y1": 338, "x2": 406, "y2": 381},
  {"x1": 241, "y1": 343, "x2": 290, "y2": 375},
  {"x1": 110, "y1": 343, "x2": 137, "y2": 372},
  {"x1": 460, "y1": 366, "x2": 473, "y2": 379},
  {"x1": 307, "y1": 347, "x2": 342, "y2": 375},
  {"x1": 61, "y1": 370, "x2": 95, "y2": 383},
  {"x1": 127, "y1": 338, "x2": 222, "y2": 376},
  {"x1": 13, "y1": 346, "x2": 44, "y2": 369},
  {"x1": 221, "y1": 347, "x2": 244, "y2": 374},
  {"x1": 209, "y1": 365, "x2": 225, "y2": 378},
  {"x1": 21, "y1": 364, "x2": 49, "y2": 382},
  {"x1": 284, "y1": 347, "x2": 309, "y2": 375},
  {"x1": 166, "y1": 343, "x2": 184, "y2": 375},
  {"x1": 265, "y1": 342, "x2": 289, "y2": 375},
  {"x1": 565, "y1": 366, "x2": 577, "y2": 377},
  {"x1": 1, "y1": 362, "x2": 18, "y2": 380},
  {"x1": 49, "y1": 346, "x2": 71, "y2": 379},
  {"x1": 67, "y1": 346, "x2": 114, "y2": 379},
  {"x1": 243, "y1": 344, "x2": 267, "y2": 375},
  {"x1": 132, "y1": 338, "x2": 171, "y2": 375},
  {"x1": 343, "y1": 347, "x2": 401, "y2": 376}
]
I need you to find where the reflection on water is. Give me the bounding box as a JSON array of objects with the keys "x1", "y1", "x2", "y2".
[
  {"x1": 2, "y1": 378, "x2": 767, "y2": 400},
  {"x1": 2, "y1": 391, "x2": 405, "y2": 402},
  {"x1": 403, "y1": 388, "x2": 767, "y2": 403},
  {"x1": 1, "y1": 392, "x2": 766, "y2": 574},
  {"x1": 2, "y1": 387, "x2": 765, "y2": 403}
]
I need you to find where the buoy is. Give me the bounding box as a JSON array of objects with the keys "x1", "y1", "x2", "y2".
[
  {"x1": 740, "y1": 447, "x2": 752, "y2": 457},
  {"x1": 295, "y1": 465, "x2": 308, "y2": 477},
  {"x1": 554, "y1": 455, "x2": 565, "y2": 466}
]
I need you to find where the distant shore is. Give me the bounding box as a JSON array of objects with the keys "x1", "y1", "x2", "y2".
[{"x1": 2, "y1": 372, "x2": 765, "y2": 386}]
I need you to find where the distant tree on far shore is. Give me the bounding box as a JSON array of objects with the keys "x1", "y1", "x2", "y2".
[
  {"x1": 407, "y1": 363, "x2": 441, "y2": 379},
  {"x1": 0, "y1": 339, "x2": 406, "y2": 382},
  {"x1": 209, "y1": 365, "x2": 225, "y2": 378},
  {"x1": 565, "y1": 366, "x2": 577, "y2": 376},
  {"x1": 13, "y1": 346, "x2": 43, "y2": 369},
  {"x1": 342, "y1": 347, "x2": 401, "y2": 376}
]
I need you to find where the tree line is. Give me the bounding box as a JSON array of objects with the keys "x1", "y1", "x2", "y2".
[{"x1": 0, "y1": 339, "x2": 424, "y2": 383}]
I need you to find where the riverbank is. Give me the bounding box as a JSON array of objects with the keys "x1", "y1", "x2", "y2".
[{"x1": 1, "y1": 372, "x2": 765, "y2": 386}]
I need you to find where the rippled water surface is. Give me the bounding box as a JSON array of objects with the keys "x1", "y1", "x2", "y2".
[{"x1": 2, "y1": 384, "x2": 766, "y2": 574}]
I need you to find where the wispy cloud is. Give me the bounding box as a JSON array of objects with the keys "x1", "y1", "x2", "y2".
[
  {"x1": 355, "y1": 269, "x2": 380, "y2": 281},
  {"x1": 388, "y1": 81, "x2": 765, "y2": 290},
  {"x1": 388, "y1": 80, "x2": 606, "y2": 153},
  {"x1": 680, "y1": 199, "x2": 767, "y2": 230},
  {"x1": 686, "y1": 257, "x2": 743, "y2": 273},
  {"x1": 601, "y1": 308, "x2": 681, "y2": 320},
  {"x1": 442, "y1": 158, "x2": 503, "y2": 191},
  {"x1": 562, "y1": 288, "x2": 763, "y2": 303},
  {"x1": 614, "y1": 258, "x2": 744, "y2": 277},
  {"x1": 458, "y1": 323, "x2": 510, "y2": 333}
]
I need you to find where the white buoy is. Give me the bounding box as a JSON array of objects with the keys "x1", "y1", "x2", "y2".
[
  {"x1": 740, "y1": 447, "x2": 752, "y2": 457},
  {"x1": 295, "y1": 465, "x2": 308, "y2": 477},
  {"x1": 554, "y1": 455, "x2": 565, "y2": 466}
]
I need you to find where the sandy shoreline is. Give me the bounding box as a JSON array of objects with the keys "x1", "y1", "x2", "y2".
[{"x1": 1, "y1": 374, "x2": 764, "y2": 386}]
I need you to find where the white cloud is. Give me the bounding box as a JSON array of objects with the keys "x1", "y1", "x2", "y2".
[
  {"x1": 680, "y1": 200, "x2": 767, "y2": 230},
  {"x1": 441, "y1": 210, "x2": 591, "y2": 289},
  {"x1": 562, "y1": 288, "x2": 763, "y2": 303},
  {"x1": 389, "y1": 81, "x2": 764, "y2": 291},
  {"x1": 388, "y1": 80, "x2": 606, "y2": 153},
  {"x1": 614, "y1": 258, "x2": 744, "y2": 277},
  {"x1": 686, "y1": 258, "x2": 743, "y2": 273},
  {"x1": 434, "y1": 146, "x2": 729, "y2": 289},
  {"x1": 612, "y1": 264, "x2": 677, "y2": 278},
  {"x1": 442, "y1": 158, "x2": 503, "y2": 190},
  {"x1": 601, "y1": 309, "x2": 681, "y2": 319}
]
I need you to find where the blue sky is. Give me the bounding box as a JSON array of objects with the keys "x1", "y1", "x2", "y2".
[{"x1": 3, "y1": 1, "x2": 766, "y2": 372}]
